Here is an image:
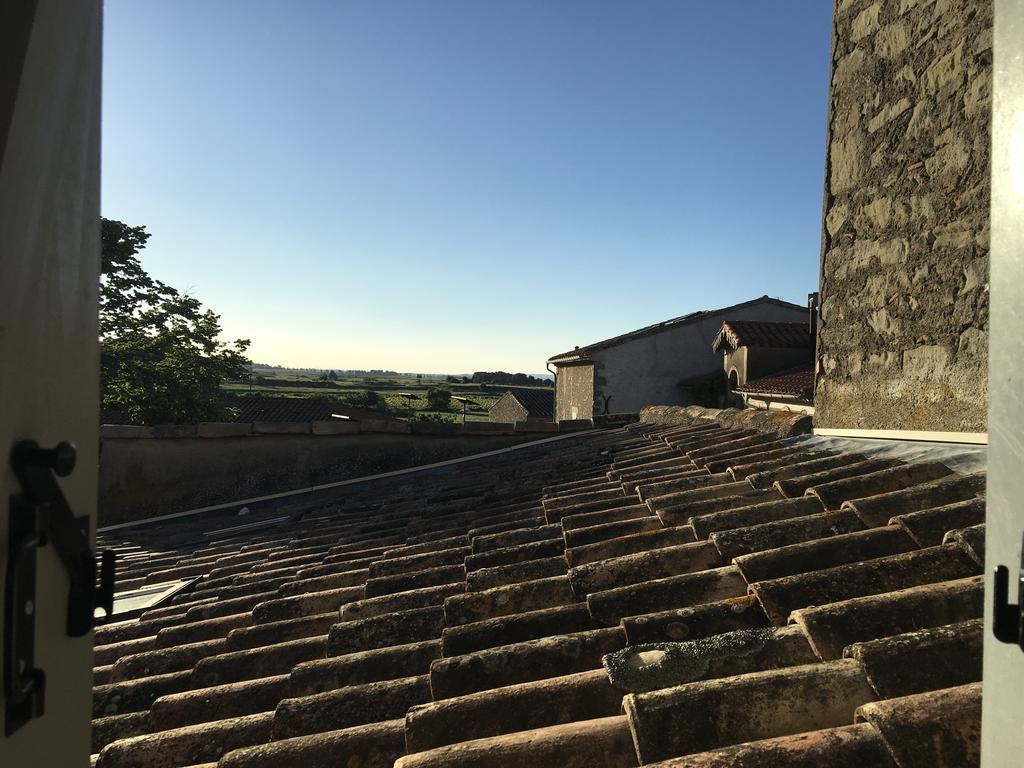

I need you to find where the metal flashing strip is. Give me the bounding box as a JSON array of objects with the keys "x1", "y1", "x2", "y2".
[
  {"x1": 788, "y1": 433, "x2": 987, "y2": 475},
  {"x1": 201, "y1": 514, "x2": 297, "y2": 540},
  {"x1": 813, "y1": 427, "x2": 988, "y2": 446},
  {"x1": 96, "y1": 576, "x2": 201, "y2": 624}
]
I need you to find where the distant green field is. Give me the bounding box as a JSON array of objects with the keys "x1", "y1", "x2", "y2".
[{"x1": 222, "y1": 368, "x2": 552, "y2": 422}]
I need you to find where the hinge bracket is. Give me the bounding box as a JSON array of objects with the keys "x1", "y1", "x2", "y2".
[
  {"x1": 992, "y1": 531, "x2": 1024, "y2": 651},
  {"x1": 4, "y1": 440, "x2": 115, "y2": 736}
]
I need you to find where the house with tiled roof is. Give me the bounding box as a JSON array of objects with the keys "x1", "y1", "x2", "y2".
[
  {"x1": 222, "y1": 396, "x2": 396, "y2": 425},
  {"x1": 547, "y1": 296, "x2": 807, "y2": 421},
  {"x1": 488, "y1": 389, "x2": 554, "y2": 424},
  {"x1": 711, "y1": 319, "x2": 815, "y2": 414},
  {"x1": 102, "y1": 396, "x2": 396, "y2": 427}
]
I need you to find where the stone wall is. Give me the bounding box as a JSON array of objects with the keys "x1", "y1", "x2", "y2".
[
  {"x1": 98, "y1": 432, "x2": 541, "y2": 526},
  {"x1": 639, "y1": 405, "x2": 813, "y2": 439},
  {"x1": 555, "y1": 363, "x2": 595, "y2": 421},
  {"x1": 816, "y1": 0, "x2": 992, "y2": 432},
  {"x1": 488, "y1": 394, "x2": 529, "y2": 424}
]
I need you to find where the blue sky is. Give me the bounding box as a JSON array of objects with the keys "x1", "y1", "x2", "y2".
[{"x1": 102, "y1": 1, "x2": 833, "y2": 374}]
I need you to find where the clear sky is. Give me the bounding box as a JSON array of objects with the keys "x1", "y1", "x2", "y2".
[{"x1": 102, "y1": 1, "x2": 834, "y2": 374}]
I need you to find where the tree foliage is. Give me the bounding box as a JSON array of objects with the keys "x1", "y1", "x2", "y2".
[
  {"x1": 470, "y1": 371, "x2": 552, "y2": 387},
  {"x1": 100, "y1": 218, "x2": 251, "y2": 424},
  {"x1": 342, "y1": 389, "x2": 381, "y2": 409},
  {"x1": 409, "y1": 411, "x2": 456, "y2": 424},
  {"x1": 426, "y1": 388, "x2": 452, "y2": 411}
]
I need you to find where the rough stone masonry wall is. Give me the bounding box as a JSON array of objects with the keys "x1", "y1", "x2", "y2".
[
  {"x1": 816, "y1": 0, "x2": 992, "y2": 432},
  {"x1": 555, "y1": 363, "x2": 595, "y2": 421},
  {"x1": 488, "y1": 396, "x2": 529, "y2": 424},
  {"x1": 98, "y1": 432, "x2": 538, "y2": 526}
]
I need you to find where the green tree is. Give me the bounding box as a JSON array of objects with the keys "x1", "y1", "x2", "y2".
[
  {"x1": 426, "y1": 387, "x2": 451, "y2": 411},
  {"x1": 100, "y1": 218, "x2": 251, "y2": 424},
  {"x1": 409, "y1": 412, "x2": 456, "y2": 424},
  {"x1": 343, "y1": 390, "x2": 380, "y2": 409}
]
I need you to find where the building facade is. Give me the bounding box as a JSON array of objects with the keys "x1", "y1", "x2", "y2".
[
  {"x1": 712, "y1": 320, "x2": 813, "y2": 390},
  {"x1": 487, "y1": 389, "x2": 554, "y2": 424},
  {"x1": 712, "y1": 319, "x2": 815, "y2": 413},
  {"x1": 548, "y1": 297, "x2": 808, "y2": 421}
]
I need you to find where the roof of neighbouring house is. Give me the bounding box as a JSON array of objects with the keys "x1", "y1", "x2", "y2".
[
  {"x1": 491, "y1": 389, "x2": 555, "y2": 419},
  {"x1": 101, "y1": 396, "x2": 398, "y2": 426},
  {"x1": 548, "y1": 296, "x2": 806, "y2": 363},
  {"x1": 711, "y1": 319, "x2": 812, "y2": 353},
  {"x1": 222, "y1": 395, "x2": 387, "y2": 423},
  {"x1": 91, "y1": 408, "x2": 986, "y2": 768},
  {"x1": 736, "y1": 364, "x2": 816, "y2": 399}
]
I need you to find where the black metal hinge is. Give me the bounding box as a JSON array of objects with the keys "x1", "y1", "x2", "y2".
[
  {"x1": 4, "y1": 440, "x2": 115, "y2": 736},
  {"x1": 992, "y1": 531, "x2": 1024, "y2": 651}
]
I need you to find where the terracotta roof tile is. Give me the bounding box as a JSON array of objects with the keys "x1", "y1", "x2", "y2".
[
  {"x1": 405, "y1": 668, "x2": 622, "y2": 753},
  {"x1": 439, "y1": 604, "x2": 595, "y2": 656},
  {"x1": 624, "y1": 658, "x2": 878, "y2": 763},
  {"x1": 395, "y1": 715, "x2": 638, "y2": 768},
  {"x1": 89, "y1": 411, "x2": 987, "y2": 767},
  {"x1": 499, "y1": 388, "x2": 554, "y2": 419},
  {"x1": 712, "y1": 320, "x2": 812, "y2": 352},
  {"x1": 605, "y1": 625, "x2": 817, "y2": 694},
  {"x1": 735, "y1": 365, "x2": 815, "y2": 397},
  {"x1": 643, "y1": 722, "x2": 896, "y2": 767},
  {"x1": 854, "y1": 683, "x2": 981, "y2": 768},
  {"x1": 218, "y1": 719, "x2": 407, "y2": 768},
  {"x1": 621, "y1": 595, "x2": 770, "y2": 646}
]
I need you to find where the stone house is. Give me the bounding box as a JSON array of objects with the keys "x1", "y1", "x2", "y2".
[
  {"x1": 488, "y1": 389, "x2": 554, "y2": 424},
  {"x1": 547, "y1": 296, "x2": 807, "y2": 421},
  {"x1": 711, "y1": 319, "x2": 814, "y2": 412}
]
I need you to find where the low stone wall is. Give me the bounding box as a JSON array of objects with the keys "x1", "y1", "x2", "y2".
[
  {"x1": 97, "y1": 416, "x2": 639, "y2": 526},
  {"x1": 639, "y1": 405, "x2": 812, "y2": 439},
  {"x1": 98, "y1": 431, "x2": 545, "y2": 527},
  {"x1": 99, "y1": 417, "x2": 599, "y2": 440}
]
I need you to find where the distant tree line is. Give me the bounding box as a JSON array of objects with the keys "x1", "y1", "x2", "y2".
[
  {"x1": 467, "y1": 371, "x2": 553, "y2": 387},
  {"x1": 249, "y1": 365, "x2": 552, "y2": 387},
  {"x1": 249, "y1": 377, "x2": 341, "y2": 389},
  {"x1": 249, "y1": 364, "x2": 400, "y2": 376}
]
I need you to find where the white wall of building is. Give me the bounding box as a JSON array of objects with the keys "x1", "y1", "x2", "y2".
[{"x1": 592, "y1": 300, "x2": 807, "y2": 414}]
